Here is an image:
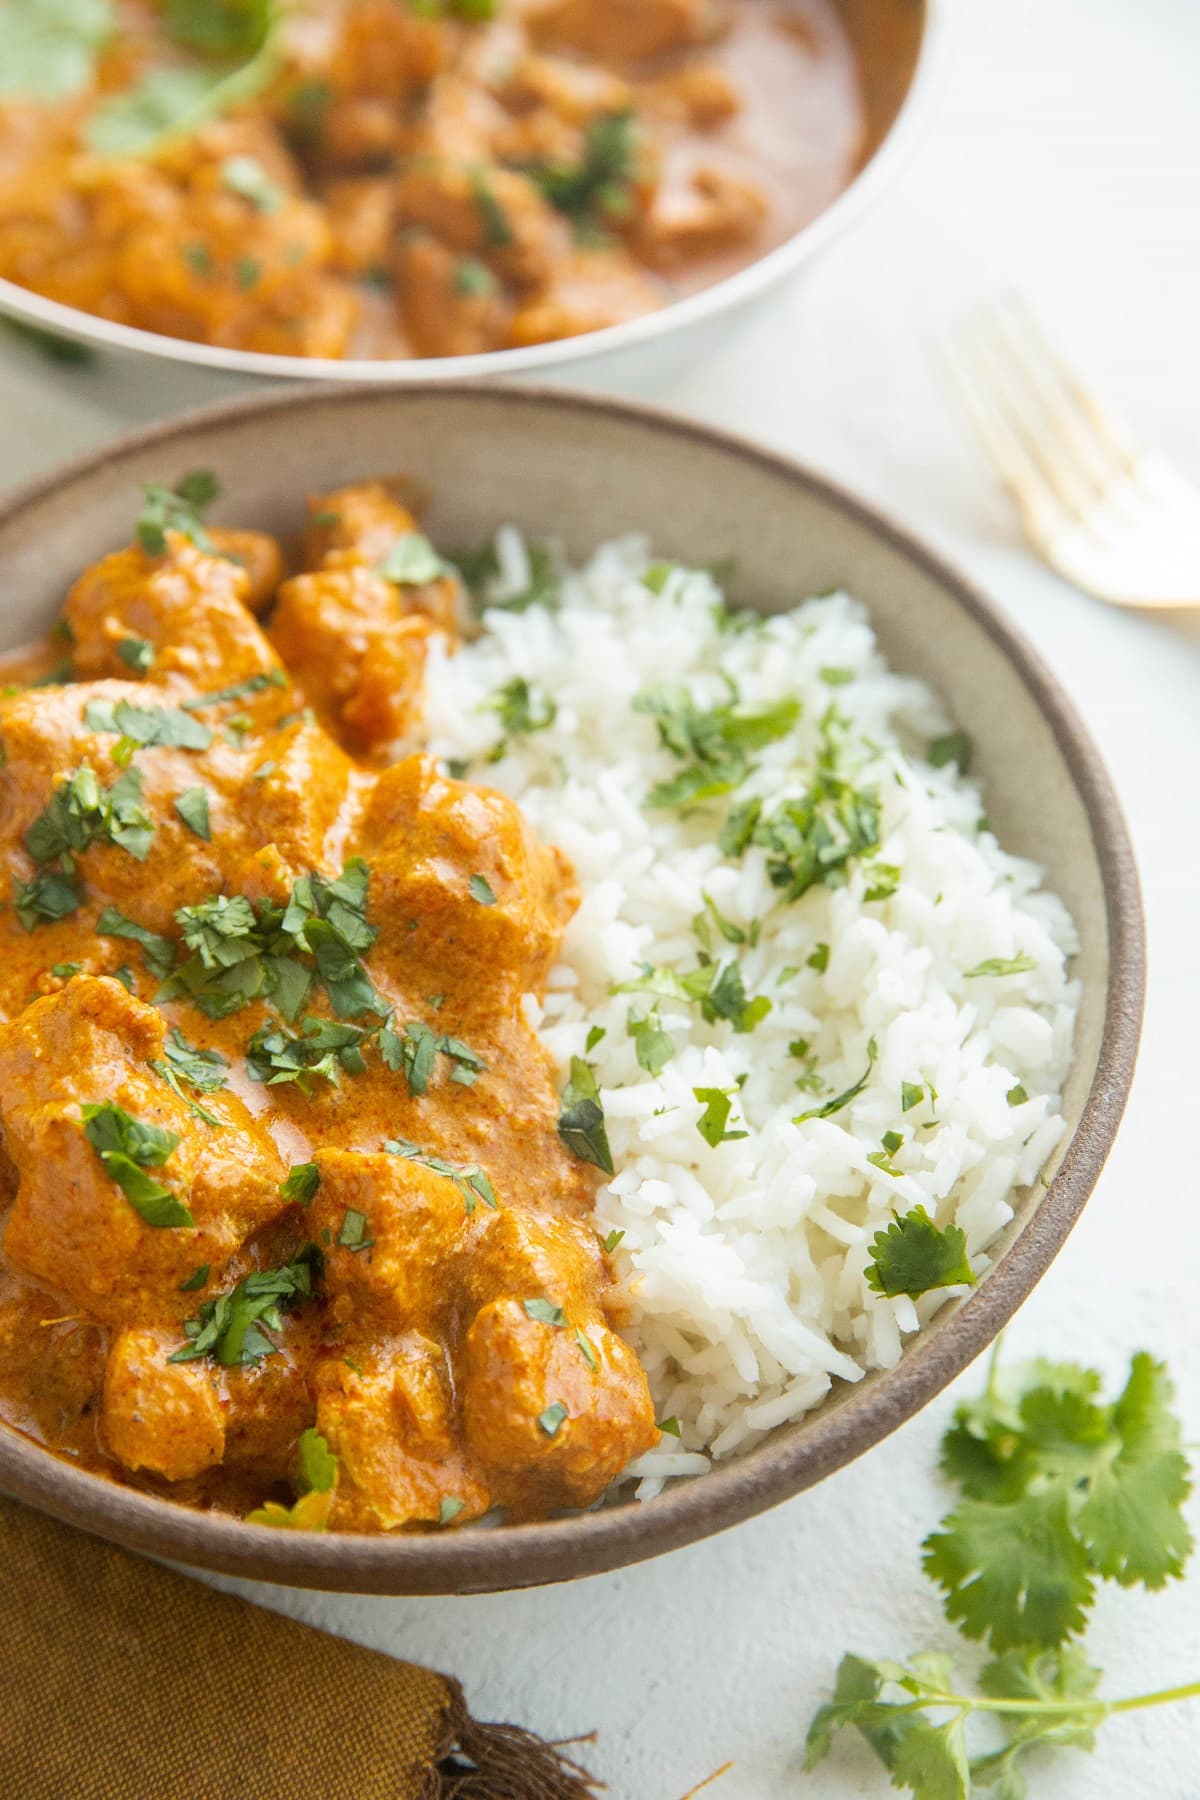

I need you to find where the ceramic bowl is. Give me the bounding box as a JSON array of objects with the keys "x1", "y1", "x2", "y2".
[
  {"x1": 0, "y1": 384, "x2": 1142, "y2": 1593},
  {"x1": 0, "y1": 0, "x2": 937, "y2": 387}
]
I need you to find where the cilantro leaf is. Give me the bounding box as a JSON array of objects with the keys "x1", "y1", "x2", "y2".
[
  {"x1": 96, "y1": 906, "x2": 176, "y2": 979},
  {"x1": 557, "y1": 1056, "x2": 614, "y2": 1175},
  {"x1": 627, "y1": 1006, "x2": 674, "y2": 1076},
  {"x1": 383, "y1": 1138, "x2": 496, "y2": 1213},
  {"x1": 81, "y1": 1100, "x2": 192, "y2": 1229},
  {"x1": 634, "y1": 682, "x2": 799, "y2": 811},
  {"x1": 1076, "y1": 1353, "x2": 1193, "y2": 1588},
  {"x1": 13, "y1": 868, "x2": 82, "y2": 930},
  {"x1": 174, "y1": 786, "x2": 212, "y2": 840},
  {"x1": 245, "y1": 1424, "x2": 338, "y2": 1530},
  {"x1": 794, "y1": 1037, "x2": 877, "y2": 1123},
  {"x1": 376, "y1": 532, "x2": 447, "y2": 585},
  {"x1": 923, "y1": 1489, "x2": 1095, "y2": 1653},
  {"x1": 693, "y1": 1085, "x2": 749, "y2": 1148},
  {"x1": 84, "y1": 697, "x2": 212, "y2": 752},
  {"x1": 865, "y1": 1208, "x2": 976, "y2": 1299},
  {"x1": 964, "y1": 953, "x2": 1038, "y2": 979},
  {"x1": 0, "y1": 0, "x2": 113, "y2": 100},
  {"x1": 280, "y1": 1161, "x2": 320, "y2": 1205}
]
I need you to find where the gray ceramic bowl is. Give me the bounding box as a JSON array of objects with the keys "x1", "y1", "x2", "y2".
[
  {"x1": 0, "y1": 384, "x2": 1142, "y2": 1594},
  {"x1": 0, "y1": 0, "x2": 937, "y2": 387}
]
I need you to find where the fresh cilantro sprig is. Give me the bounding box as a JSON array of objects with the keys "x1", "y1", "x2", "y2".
[
  {"x1": 134, "y1": 470, "x2": 220, "y2": 558},
  {"x1": 806, "y1": 1346, "x2": 1199, "y2": 1797}
]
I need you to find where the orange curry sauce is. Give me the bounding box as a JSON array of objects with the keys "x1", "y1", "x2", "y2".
[
  {"x1": 0, "y1": 0, "x2": 864, "y2": 359},
  {"x1": 0, "y1": 478, "x2": 660, "y2": 1530}
]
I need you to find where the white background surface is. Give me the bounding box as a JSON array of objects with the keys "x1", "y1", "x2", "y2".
[{"x1": 1, "y1": 1, "x2": 1198, "y2": 1792}]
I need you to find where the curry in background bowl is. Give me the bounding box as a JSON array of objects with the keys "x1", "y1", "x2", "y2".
[{"x1": 0, "y1": 0, "x2": 927, "y2": 372}]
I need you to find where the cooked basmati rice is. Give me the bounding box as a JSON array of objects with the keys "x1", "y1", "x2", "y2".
[{"x1": 416, "y1": 537, "x2": 1080, "y2": 1497}]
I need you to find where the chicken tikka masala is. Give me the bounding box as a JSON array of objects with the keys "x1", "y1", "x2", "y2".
[
  {"x1": 0, "y1": 471, "x2": 661, "y2": 1531},
  {"x1": 0, "y1": 0, "x2": 864, "y2": 360}
]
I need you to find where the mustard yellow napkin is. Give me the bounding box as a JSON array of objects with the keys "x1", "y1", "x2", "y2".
[{"x1": 0, "y1": 1496, "x2": 600, "y2": 1799}]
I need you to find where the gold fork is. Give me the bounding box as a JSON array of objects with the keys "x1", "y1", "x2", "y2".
[{"x1": 946, "y1": 296, "x2": 1200, "y2": 608}]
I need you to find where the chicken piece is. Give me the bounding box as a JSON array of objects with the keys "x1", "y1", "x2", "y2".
[
  {"x1": 507, "y1": 244, "x2": 662, "y2": 346},
  {"x1": 394, "y1": 161, "x2": 568, "y2": 291},
  {"x1": 317, "y1": 97, "x2": 405, "y2": 171},
  {"x1": 0, "y1": 1270, "x2": 105, "y2": 1453},
  {"x1": 356, "y1": 754, "x2": 577, "y2": 998},
  {"x1": 406, "y1": 72, "x2": 511, "y2": 164},
  {"x1": 102, "y1": 1325, "x2": 226, "y2": 1482},
  {"x1": 221, "y1": 1356, "x2": 316, "y2": 1479},
  {"x1": 64, "y1": 531, "x2": 286, "y2": 697},
  {"x1": 495, "y1": 52, "x2": 633, "y2": 126},
  {"x1": 300, "y1": 480, "x2": 439, "y2": 575},
  {"x1": 527, "y1": 0, "x2": 724, "y2": 63},
  {"x1": 207, "y1": 530, "x2": 286, "y2": 615},
  {"x1": 327, "y1": 1, "x2": 446, "y2": 100},
  {"x1": 237, "y1": 721, "x2": 360, "y2": 874},
  {"x1": 643, "y1": 61, "x2": 741, "y2": 128},
  {"x1": 0, "y1": 978, "x2": 288, "y2": 1327},
  {"x1": 311, "y1": 1150, "x2": 473, "y2": 1333},
  {"x1": 324, "y1": 177, "x2": 401, "y2": 277},
  {"x1": 317, "y1": 1334, "x2": 490, "y2": 1530},
  {"x1": 395, "y1": 232, "x2": 512, "y2": 358},
  {"x1": 273, "y1": 486, "x2": 458, "y2": 750},
  {"x1": 635, "y1": 163, "x2": 766, "y2": 270},
  {"x1": 270, "y1": 569, "x2": 440, "y2": 752},
  {"x1": 460, "y1": 1294, "x2": 657, "y2": 1514}
]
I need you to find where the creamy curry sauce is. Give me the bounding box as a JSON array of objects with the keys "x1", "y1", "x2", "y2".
[
  {"x1": 0, "y1": 478, "x2": 661, "y2": 1531},
  {"x1": 0, "y1": 0, "x2": 863, "y2": 360}
]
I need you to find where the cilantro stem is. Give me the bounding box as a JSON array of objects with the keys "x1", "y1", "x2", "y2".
[
  {"x1": 881, "y1": 1677, "x2": 1200, "y2": 1721},
  {"x1": 984, "y1": 1326, "x2": 1005, "y2": 1405}
]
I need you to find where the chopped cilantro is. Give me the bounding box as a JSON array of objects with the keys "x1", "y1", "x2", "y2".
[
  {"x1": 524, "y1": 1298, "x2": 567, "y2": 1327},
  {"x1": 693, "y1": 1085, "x2": 749, "y2": 1148},
  {"x1": 13, "y1": 869, "x2": 82, "y2": 931},
  {"x1": 585, "y1": 1024, "x2": 606, "y2": 1052},
  {"x1": 179, "y1": 667, "x2": 286, "y2": 710},
  {"x1": 81, "y1": 1099, "x2": 192, "y2": 1229},
  {"x1": 25, "y1": 764, "x2": 154, "y2": 864},
  {"x1": 901, "y1": 1081, "x2": 925, "y2": 1113},
  {"x1": 538, "y1": 1401, "x2": 568, "y2": 1437},
  {"x1": 84, "y1": 696, "x2": 212, "y2": 752},
  {"x1": 178, "y1": 1263, "x2": 209, "y2": 1292},
  {"x1": 575, "y1": 1327, "x2": 599, "y2": 1371},
  {"x1": 929, "y1": 730, "x2": 973, "y2": 772},
  {"x1": 171, "y1": 1248, "x2": 320, "y2": 1367},
  {"x1": 221, "y1": 153, "x2": 284, "y2": 212},
  {"x1": 658, "y1": 1415, "x2": 681, "y2": 1438},
  {"x1": 556, "y1": 1056, "x2": 614, "y2": 1175},
  {"x1": 627, "y1": 1006, "x2": 674, "y2": 1077},
  {"x1": 174, "y1": 785, "x2": 211, "y2": 840},
  {"x1": 439, "y1": 1496, "x2": 466, "y2": 1525},
  {"x1": 1007, "y1": 1083, "x2": 1029, "y2": 1106},
  {"x1": 603, "y1": 1229, "x2": 625, "y2": 1254},
  {"x1": 376, "y1": 532, "x2": 447, "y2": 586},
  {"x1": 134, "y1": 470, "x2": 219, "y2": 558},
  {"x1": 96, "y1": 906, "x2": 176, "y2": 979},
  {"x1": 384, "y1": 1138, "x2": 497, "y2": 1213},
  {"x1": 117, "y1": 635, "x2": 155, "y2": 674},
  {"x1": 965, "y1": 952, "x2": 1038, "y2": 978},
  {"x1": 337, "y1": 1208, "x2": 374, "y2": 1253},
  {"x1": 634, "y1": 682, "x2": 799, "y2": 810},
  {"x1": 468, "y1": 873, "x2": 497, "y2": 905},
  {"x1": 794, "y1": 1038, "x2": 877, "y2": 1123},
  {"x1": 280, "y1": 1161, "x2": 320, "y2": 1205},
  {"x1": 807, "y1": 942, "x2": 830, "y2": 973}
]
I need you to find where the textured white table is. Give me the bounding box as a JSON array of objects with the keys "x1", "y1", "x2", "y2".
[{"x1": 2, "y1": 0, "x2": 1198, "y2": 1792}]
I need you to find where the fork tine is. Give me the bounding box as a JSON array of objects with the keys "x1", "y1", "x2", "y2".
[
  {"x1": 962, "y1": 314, "x2": 1097, "y2": 521},
  {"x1": 944, "y1": 334, "x2": 1066, "y2": 548},
  {"x1": 1006, "y1": 294, "x2": 1143, "y2": 468},
  {"x1": 986, "y1": 295, "x2": 1137, "y2": 495}
]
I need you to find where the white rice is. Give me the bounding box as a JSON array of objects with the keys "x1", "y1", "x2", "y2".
[{"x1": 416, "y1": 539, "x2": 1081, "y2": 1497}]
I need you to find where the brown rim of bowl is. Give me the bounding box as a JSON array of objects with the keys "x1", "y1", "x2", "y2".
[{"x1": 0, "y1": 382, "x2": 1144, "y2": 1595}]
